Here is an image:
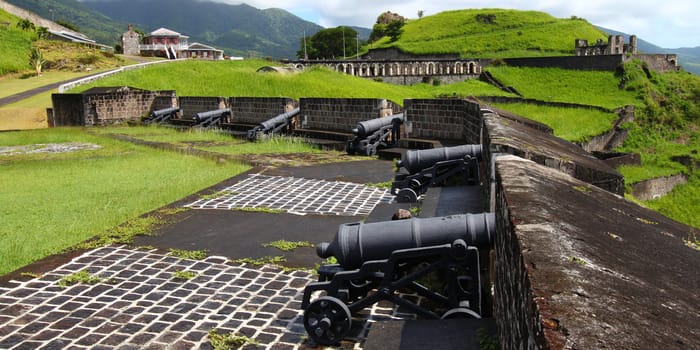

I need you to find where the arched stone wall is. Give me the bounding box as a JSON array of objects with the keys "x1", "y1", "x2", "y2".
[{"x1": 289, "y1": 59, "x2": 483, "y2": 84}]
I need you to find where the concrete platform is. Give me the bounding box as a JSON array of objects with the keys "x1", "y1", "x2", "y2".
[{"x1": 363, "y1": 318, "x2": 497, "y2": 350}]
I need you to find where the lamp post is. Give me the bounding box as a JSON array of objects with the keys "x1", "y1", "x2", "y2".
[{"x1": 49, "y1": 9, "x2": 54, "y2": 22}]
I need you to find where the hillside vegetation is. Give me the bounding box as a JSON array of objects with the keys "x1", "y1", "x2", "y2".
[
  {"x1": 371, "y1": 9, "x2": 608, "y2": 58},
  {"x1": 0, "y1": 9, "x2": 34, "y2": 75}
]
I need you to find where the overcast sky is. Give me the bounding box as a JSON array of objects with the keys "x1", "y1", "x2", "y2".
[{"x1": 218, "y1": 0, "x2": 699, "y2": 48}]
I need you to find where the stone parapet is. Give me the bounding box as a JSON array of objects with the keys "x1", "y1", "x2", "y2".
[
  {"x1": 299, "y1": 98, "x2": 402, "y2": 133},
  {"x1": 229, "y1": 97, "x2": 298, "y2": 125},
  {"x1": 493, "y1": 155, "x2": 700, "y2": 349},
  {"x1": 404, "y1": 98, "x2": 482, "y2": 142},
  {"x1": 483, "y1": 113, "x2": 624, "y2": 195}
]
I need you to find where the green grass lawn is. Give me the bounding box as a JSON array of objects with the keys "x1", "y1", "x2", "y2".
[
  {"x1": 491, "y1": 102, "x2": 618, "y2": 142},
  {"x1": 486, "y1": 66, "x2": 640, "y2": 109},
  {"x1": 92, "y1": 126, "x2": 324, "y2": 155},
  {"x1": 0, "y1": 128, "x2": 252, "y2": 275}
]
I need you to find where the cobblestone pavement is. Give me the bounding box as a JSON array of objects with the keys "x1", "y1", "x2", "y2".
[
  {"x1": 185, "y1": 174, "x2": 394, "y2": 217},
  {"x1": 0, "y1": 246, "x2": 409, "y2": 349}
]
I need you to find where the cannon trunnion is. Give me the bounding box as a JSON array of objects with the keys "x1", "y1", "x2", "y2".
[
  {"x1": 301, "y1": 213, "x2": 495, "y2": 345},
  {"x1": 346, "y1": 113, "x2": 404, "y2": 156},
  {"x1": 391, "y1": 144, "x2": 484, "y2": 202}
]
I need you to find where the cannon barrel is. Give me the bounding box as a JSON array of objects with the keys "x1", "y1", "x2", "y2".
[
  {"x1": 316, "y1": 213, "x2": 495, "y2": 269},
  {"x1": 150, "y1": 107, "x2": 180, "y2": 119},
  {"x1": 192, "y1": 108, "x2": 230, "y2": 123},
  {"x1": 352, "y1": 113, "x2": 404, "y2": 138},
  {"x1": 397, "y1": 144, "x2": 483, "y2": 174},
  {"x1": 258, "y1": 107, "x2": 300, "y2": 131}
]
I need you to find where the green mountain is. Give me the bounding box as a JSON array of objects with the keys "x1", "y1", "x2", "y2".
[
  {"x1": 80, "y1": 0, "x2": 325, "y2": 58},
  {"x1": 5, "y1": 0, "x2": 328, "y2": 58}
]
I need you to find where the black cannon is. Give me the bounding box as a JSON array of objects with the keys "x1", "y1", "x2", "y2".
[
  {"x1": 346, "y1": 113, "x2": 404, "y2": 156},
  {"x1": 191, "y1": 108, "x2": 230, "y2": 129},
  {"x1": 247, "y1": 107, "x2": 300, "y2": 141},
  {"x1": 143, "y1": 107, "x2": 180, "y2": 125},
  {"x1": 391, "y1": 144, "x2": 483, "y2": 202},
  {"x1": 301, "y1": 213, "x2": 495, "y2": 345}
]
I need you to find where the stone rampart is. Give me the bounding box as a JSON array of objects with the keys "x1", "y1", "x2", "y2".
[
  {"x1": 503, "y1": 55, "x2": 624, "y2": 70},
  {"x1": 483, "y1": 113, "x2": 624, "y2": 195},
  {"x1": 178, "y1": 96, "x2": 229, "y2": 119},
  {"x1": 493, "y1": 155, "x2": 699, "y2": 349},
  {"x1": 631, "y1": 54, "x2": 680, "y2": 73},
  {"x1": 403, "y1": 98, "x2": 482, "y2": 142},
  {"x1": 50, "y1": 87, "x2": 175, "y2": 126},
  {"x1": 631, "y1": 174, "x2": 689, "y2": 201},
  {"x1": 299, "y1": 98, "x2": 402, "y2": 132},
  {"x1": 229, "y1": 97, "x2": 298, "y2": 125}
]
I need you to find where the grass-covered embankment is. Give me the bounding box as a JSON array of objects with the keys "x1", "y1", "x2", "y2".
[
  {"x1": 72, "y1": 59, "x2": 513, "y2": 101},
  {"x1": 485, "y1": 61, "x2": 700, "y2": 228},
  {"x1": 0, "y1": 128, "x2": 252, "y2": 275}
]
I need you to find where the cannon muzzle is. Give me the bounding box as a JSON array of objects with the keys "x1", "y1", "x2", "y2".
[
  {"x1": 397, "y1": 144, "x2": 483, "y2": 174},
  {"x1": 317, "y1": 213, "x2": 495, "y2": 269}
]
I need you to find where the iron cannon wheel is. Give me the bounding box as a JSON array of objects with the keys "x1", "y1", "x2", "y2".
[
  {"x1": 303, "y1": 296, "x2": 352, "y2": 345},
  {"x1": 441, "y1": 307, "x2": 481, "y2": 319},
  {"x1": 396, "y1": 188, "x2": 418, "y2": 202}
]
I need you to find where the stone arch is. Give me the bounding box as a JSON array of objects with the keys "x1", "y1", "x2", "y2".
[
  {"x1": 427, "y1": 62, "x2": 435, "y2": 75},
  {"x1": 468, "y1": 62, "x2": 477, "y2": 74}
]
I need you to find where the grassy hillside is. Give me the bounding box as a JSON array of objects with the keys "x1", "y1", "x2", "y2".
[
  {"x1": 0, "y1": 9, "x2": 34, "y2": 75},
  {"x1": 486, "y1": 61, "x2": 700, "y2": 228},
  {"x1": 5, "y1": 0, "x2": 125, "y2": 45},
  {"x1": 371, "y1": 9, "x2": 608, "y2": 58}
]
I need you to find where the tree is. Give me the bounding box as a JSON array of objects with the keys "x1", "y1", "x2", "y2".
[
  {"x1": 368, "y1": 11, "x2": 406, "y2": 43},
  {"x1": 29, "y1": 48, "x2": 46, "y2": 77},
  {"x1": 386, "y1": 20, "x2": 404, "y2": 42},
  {"x1": 297, "y1": 26, "x2": 358, "y2": 59},
  {"x1": 418, "y1": 10, "x2": 424, "y2": 19},
  {"x1": 16, "y1": 19, "x2": 35, "y2": 31}
]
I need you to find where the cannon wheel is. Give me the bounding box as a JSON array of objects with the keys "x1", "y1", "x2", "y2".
[
  {"x1": 304, "y1": 296, "x2": 352, "y2": 345},
  {"x1": 441, "y1": 307, "x2": 481, "y2": 319},
  {"x1": 396, "y1": 188, "x2": 418, "y2": 203}
]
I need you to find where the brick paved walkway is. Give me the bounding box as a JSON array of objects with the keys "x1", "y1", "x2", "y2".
[
  {"x1": 185, "y1": 174, "x2": 394, "y2": 216},
  {"x1": 0, "y1": 246, "x2": 408, "y2": 349}
]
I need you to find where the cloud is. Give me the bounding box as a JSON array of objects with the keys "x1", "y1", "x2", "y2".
[{"x1": 213, "y1": 0, "x2": 700, "y2": 47}]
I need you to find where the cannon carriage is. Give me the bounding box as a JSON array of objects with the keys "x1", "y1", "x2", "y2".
[
  {"x1": 391, "y1": 144, "x2": 484, "y2": 202},
  {"x1": 346, "y1": 113, "x2": 404, "y2": 156},
  {"x1": 301, "y1": 213, "x2": 495, "y2": 345}
]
